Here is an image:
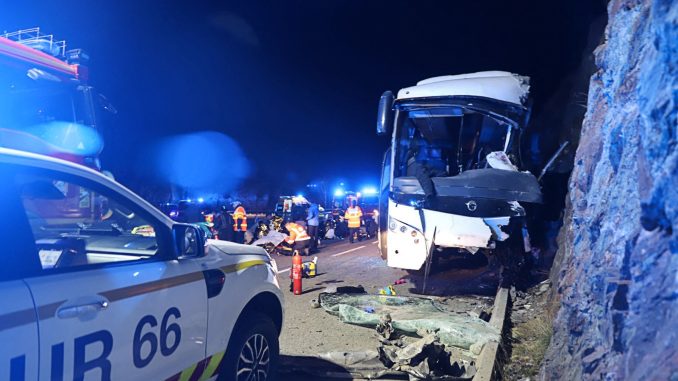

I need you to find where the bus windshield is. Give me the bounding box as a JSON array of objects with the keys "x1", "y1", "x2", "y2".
[{"x1": 393, "y1": 104, "x2": 513, "y2": 179}]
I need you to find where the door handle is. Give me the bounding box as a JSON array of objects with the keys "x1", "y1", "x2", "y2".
[{"x1": 57, "y1": 300, "x2": 109, "y2": 319}]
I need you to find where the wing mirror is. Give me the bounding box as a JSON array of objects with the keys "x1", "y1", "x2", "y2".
[
  {"x1": 377, "y1": 91, "x2": 394, "y2": 136},
  {"x1": 173, "y1": 224, "x2": 206, "y2": 258}
]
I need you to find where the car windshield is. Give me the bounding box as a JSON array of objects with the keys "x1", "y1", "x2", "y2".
[{"x1": 393, "y1": 104, "x2": 512, "y2": 178}]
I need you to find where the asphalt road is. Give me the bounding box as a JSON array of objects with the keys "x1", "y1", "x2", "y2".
[
  {"x1": 273, "y1": 237, "x2": 500, "y2": 380},
  {"x1": 272, "y1": 237, "x2": 500, "y2": 297}
]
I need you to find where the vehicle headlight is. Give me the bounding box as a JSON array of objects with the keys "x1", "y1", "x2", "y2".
[
  {"x1": 388, "y1": 216, "x2": 397, "y2": 231},
  {"x1": 389, "y1": 217, "x2": 423, "y2": 238},
  {"x1": 263, "y1": 251, "x2": 278, "y2": 274},
  {"x1": 270, "y1": 257, "x2": 279, "y2": 274}
]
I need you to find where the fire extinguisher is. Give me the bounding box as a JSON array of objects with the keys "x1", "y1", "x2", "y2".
[{"x1": 291, "y1": 252, "x2": 302, "y2": 295}]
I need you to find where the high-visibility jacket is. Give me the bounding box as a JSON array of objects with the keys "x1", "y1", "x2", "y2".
[
  {"x1": 232, "y1": 206, "x2": 247, "y2": 232},
  {"x1": 344, "y1": 206, "x2": 363, "y2": 228},
  {"x1": 285, "y1": 223, "x2": 311, "y2": 244}
]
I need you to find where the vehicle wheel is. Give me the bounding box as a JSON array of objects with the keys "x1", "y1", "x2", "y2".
[{"x1": 219, "y1": 313, "x2": 279, "y2": 381}]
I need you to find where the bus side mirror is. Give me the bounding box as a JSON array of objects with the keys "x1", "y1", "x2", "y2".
[{"x1": 377, "y1": 91, "x2": 394, "y2": 136}]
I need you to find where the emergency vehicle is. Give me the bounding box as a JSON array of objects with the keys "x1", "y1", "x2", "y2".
[
  {"x1": 273, "y1": 195, "x2": 310, "y2": 222},
  {"x1": 0, "y1": 28, "x2": 106, "y2": 169},
  {"x1": 0, "y1": 28, "x2": 114, "y2": 225},
  {"x1": 331, "y1": 191, "x2": 379, "y2": 239},
  {"x1": 0, "y1": 148, "x2": 284, "y2": 381}
]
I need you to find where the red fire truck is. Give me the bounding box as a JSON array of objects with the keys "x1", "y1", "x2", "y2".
[
  {"x1": 0, "y1": 28, "x2": 114, "y2": 220},
  {"x1": 0, "y1": 27, "x2": 107, "y2": 169}
]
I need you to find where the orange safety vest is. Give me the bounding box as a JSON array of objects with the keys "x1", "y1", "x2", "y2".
[
  {"x1": 344, "y1": 206, "x2": 363, "y2": 228},
  {"x1": 285, "y1": 223, "x2": 311, "y2": 244},
  {"x1": 232, "y1": 206, "x2": 248, "y2": 232}
]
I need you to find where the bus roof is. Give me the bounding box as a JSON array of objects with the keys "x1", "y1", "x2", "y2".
[{"x1": 396, "y1": 71, "x2": 530, "y2": 106}]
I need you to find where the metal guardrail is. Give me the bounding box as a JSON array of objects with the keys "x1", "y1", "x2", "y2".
[{"x1": 473, "y1": 287, "x2": 510, "y2": 381}]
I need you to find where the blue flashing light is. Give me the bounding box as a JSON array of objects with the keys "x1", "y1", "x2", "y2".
[
  {"x1": 186, "y1": 198, "x2": 192, "y2": 203},
  {"x1": 334, "y1": 189, "x2": 345, "y2": 197},
  {"x1": 153, "y1": 131, "x2": 250, "y2": 194},
  {"x1": 362, "y1": 187, "x2": 378, "y2": 195},
  {"x1": 197, "y1": 197, "x2": 204, "y2": 203}
]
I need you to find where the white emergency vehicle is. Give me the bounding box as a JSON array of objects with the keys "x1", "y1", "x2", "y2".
[{"x1": 0, "y1": 148, "x2": 283, "y2": 381}]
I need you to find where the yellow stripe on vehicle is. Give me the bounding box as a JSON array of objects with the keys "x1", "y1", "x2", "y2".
[
  {"x1": 199, "y1": 351, "x2": 225, "y2": 381},
  {"x1": 178, "y1": 362, "x2": 198, "y2": 381},
  {"x1": 221, "y1": 259, "x2": 266, "y2": 274}
]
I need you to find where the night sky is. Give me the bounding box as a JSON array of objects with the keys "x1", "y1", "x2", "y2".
[{"x1": 2, "y1": 0, "x2": 606, "y2": 200}]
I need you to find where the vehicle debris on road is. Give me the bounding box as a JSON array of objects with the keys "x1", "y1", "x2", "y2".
[
  {"x1": 319, "y1": 293, "x2": 499, "y2": 351},
  {"x1": 378, "y1": 333, "x2": 477, "y2": 380},
  {"x1": 379, "y1": 284, "x2": 397, "y2": 295}
]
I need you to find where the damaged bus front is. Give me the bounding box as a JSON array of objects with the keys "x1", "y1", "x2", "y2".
[{"x1": 376, "y1": 71, "x2": 542, "y2": 273}]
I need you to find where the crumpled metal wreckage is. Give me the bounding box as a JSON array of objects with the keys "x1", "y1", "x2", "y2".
[{"x1": 282, "y1": 292, "x2": 500, "y2": 380}]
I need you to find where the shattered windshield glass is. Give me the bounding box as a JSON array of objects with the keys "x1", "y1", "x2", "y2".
[{"x1": 393, "y1": 105, "x2": 513, "y2": 179}]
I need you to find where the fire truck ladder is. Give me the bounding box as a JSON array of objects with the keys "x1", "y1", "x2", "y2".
[{"x1": 1, "y1": 27, "x2": 66, "y2": 58}]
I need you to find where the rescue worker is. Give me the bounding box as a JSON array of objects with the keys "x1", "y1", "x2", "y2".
[
  {"x1": 344, "y1": 199, "x2": 363, "y2": 243},
  {"x1": 232, "y1": 201, "x2": 247, "y2": 244},
  {"x1": 283, "y1": 222, "x2": 311, "y2": 255},
  {"x1": 214, "y1": 205, "x2": 234, "y2": 242},
  {"x1": 306, "y1": 203, "x2": 320, "y2": 253}
]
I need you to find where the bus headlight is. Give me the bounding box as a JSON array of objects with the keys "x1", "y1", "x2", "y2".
[{"x1": 388, "y1": 216, "x2": 397, "y2": 231}]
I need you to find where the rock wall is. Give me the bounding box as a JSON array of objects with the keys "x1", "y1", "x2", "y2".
[{"x1": 543, "y1": 0, "x2": 677, "y2": 380}]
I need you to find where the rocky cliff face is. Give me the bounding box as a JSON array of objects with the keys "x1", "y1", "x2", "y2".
[{"x1": 543, "y1": 0, "x2": 677, "y2": 380}]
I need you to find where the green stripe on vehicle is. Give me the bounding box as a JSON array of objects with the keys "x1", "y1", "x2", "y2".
[
  {"x1": 200, "y1": 351, "x2": 225, "y2": 380},
  {"x1": 178, "y1": 363, "x2": 197, "y2": 381}
]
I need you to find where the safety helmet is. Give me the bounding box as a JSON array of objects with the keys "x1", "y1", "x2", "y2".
[{"x1": 232, "y1": 201, "x2": 241, "y2": 209}]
